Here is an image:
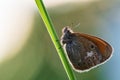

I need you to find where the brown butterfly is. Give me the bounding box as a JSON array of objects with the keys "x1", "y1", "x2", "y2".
[{"x1": 61, "y1": 27, "x2": 113, "y2": 72}]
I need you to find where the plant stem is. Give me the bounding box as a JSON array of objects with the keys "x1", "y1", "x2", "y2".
[{"x1": 35, "y1": 0, "x2": 76, "y2": 80}]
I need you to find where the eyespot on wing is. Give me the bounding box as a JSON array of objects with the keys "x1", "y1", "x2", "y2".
[{"x1": 75, "y1": 33, "x2": 113, "y2": 62}]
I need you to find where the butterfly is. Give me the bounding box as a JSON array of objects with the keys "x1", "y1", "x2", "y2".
[{"x1": 61, "y1": 27, "x2": 113, "y2": 72}]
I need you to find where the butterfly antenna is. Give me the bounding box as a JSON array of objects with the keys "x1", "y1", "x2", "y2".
[{"x1": 73, "y1": 22, "x2": 80, "y2": 29}]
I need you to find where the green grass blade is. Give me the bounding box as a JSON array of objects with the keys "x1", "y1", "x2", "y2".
[{"x1": 35, "y1": 0, "x2": 76, "y2": 80}]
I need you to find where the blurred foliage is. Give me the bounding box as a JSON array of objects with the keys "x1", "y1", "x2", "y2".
[{"x1": 1, "y1": 0, "x2": 119, "y2": 80}]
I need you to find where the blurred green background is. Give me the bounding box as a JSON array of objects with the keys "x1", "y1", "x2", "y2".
[{"x1": 0, "y1": 0, "x2": 120, "y2": 80}]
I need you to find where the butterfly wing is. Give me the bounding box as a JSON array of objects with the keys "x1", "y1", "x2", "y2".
[{"x1": 78, "y1": 33, "x2": 113, "y2": 62}]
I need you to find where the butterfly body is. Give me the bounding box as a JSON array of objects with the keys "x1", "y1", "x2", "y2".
[{"x1": 61, "y1": 27, "x2": 112, "y2": 72}]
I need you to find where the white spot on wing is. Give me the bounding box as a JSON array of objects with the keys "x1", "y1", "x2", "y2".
[{"x1": 87, "y1": 51, "x2": 94, "y2": 57}]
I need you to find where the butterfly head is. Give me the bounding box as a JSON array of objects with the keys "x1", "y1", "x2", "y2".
[{"x1": 61, "y1": 27, "x2": 73, "y2": 44}]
